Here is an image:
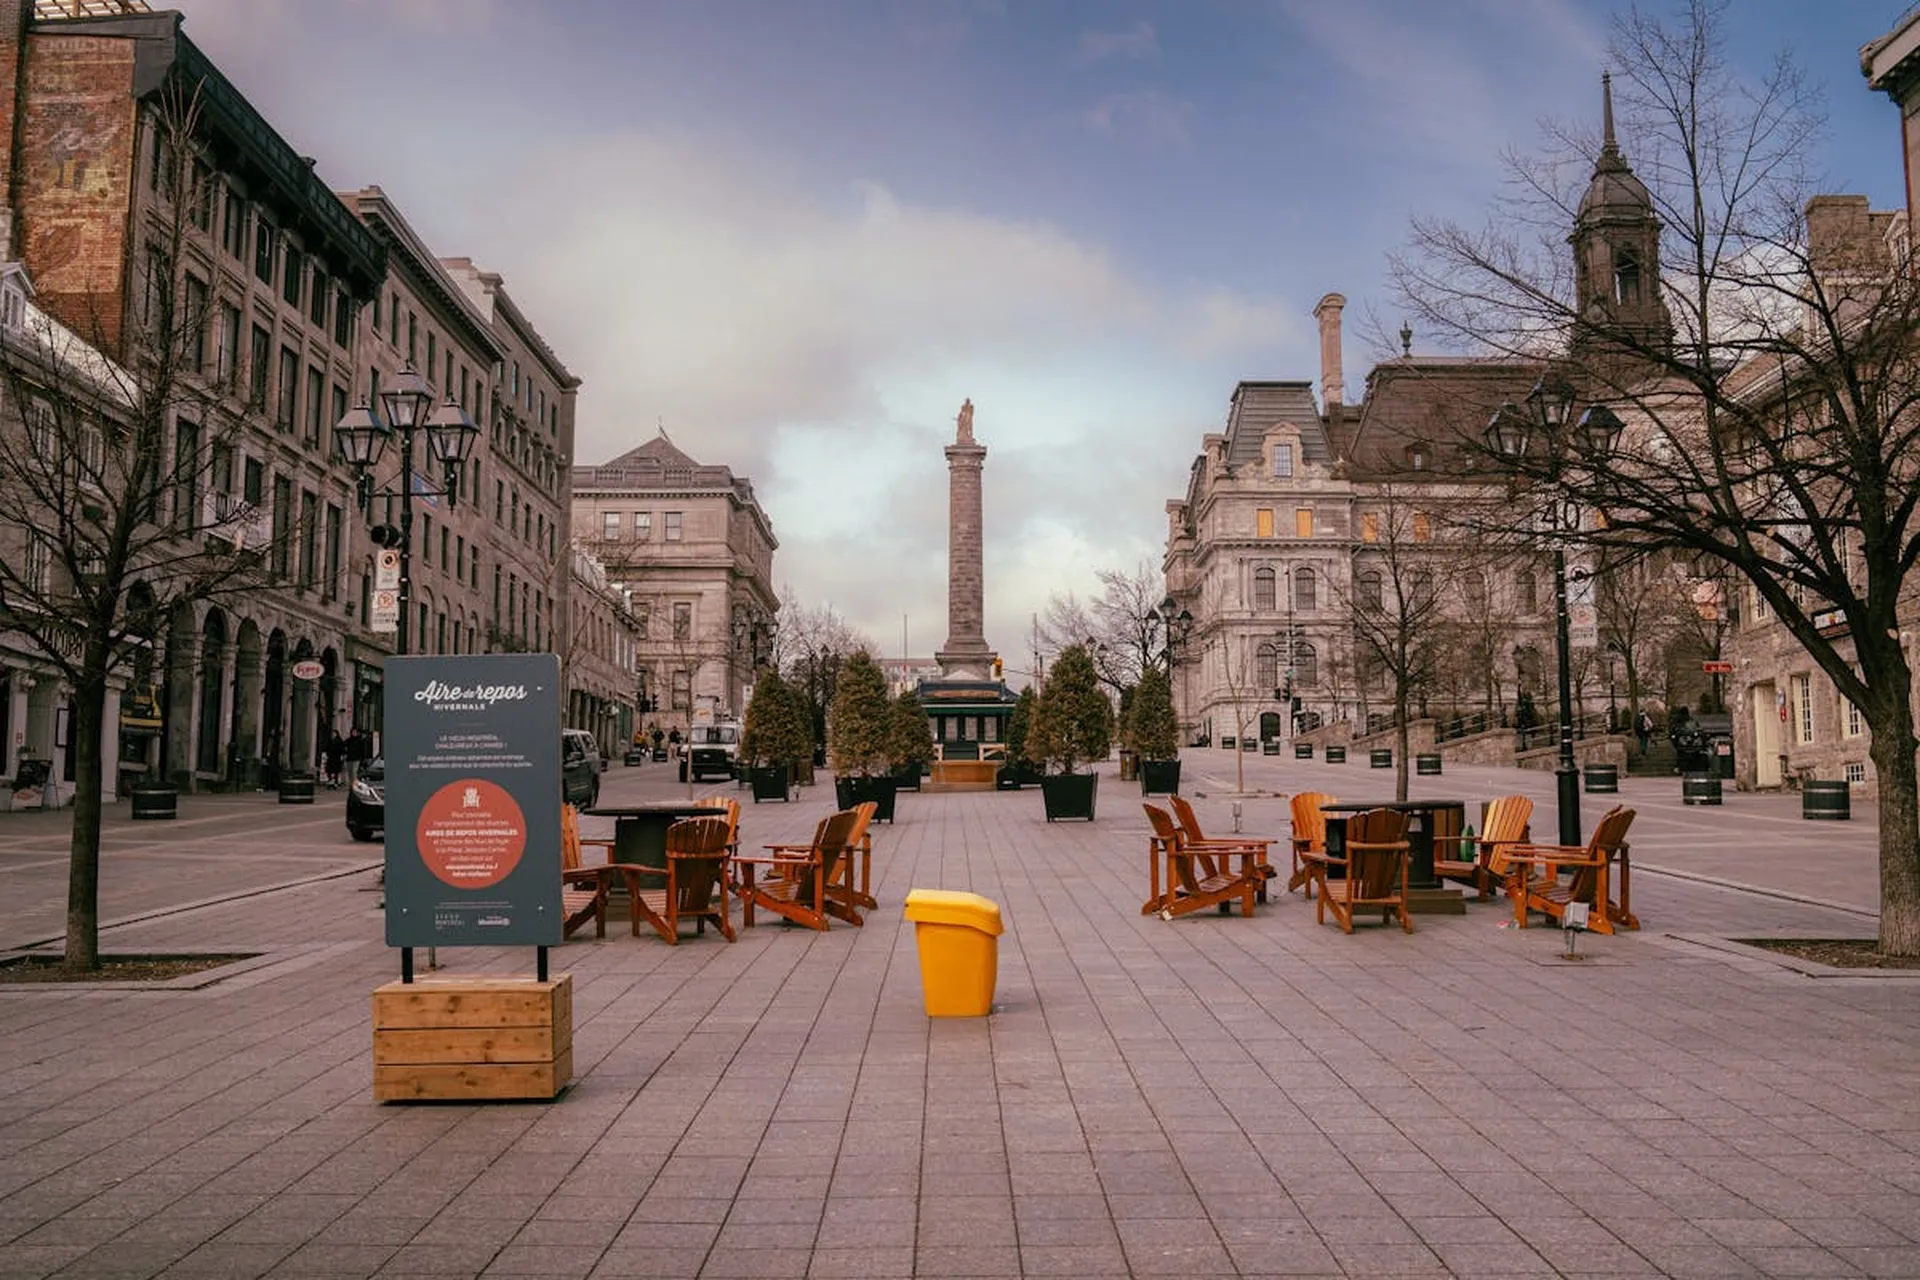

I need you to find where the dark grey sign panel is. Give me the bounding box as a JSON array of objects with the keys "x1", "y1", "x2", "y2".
[{"x1": 383, "y1": 654, "x2": 563, "y2": 947}]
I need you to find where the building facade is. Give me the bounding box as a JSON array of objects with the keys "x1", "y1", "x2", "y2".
[
  {"x1": 0, "y1": 2, "x2": 582, "y2": 801},
  {"x1": 563, "y1": 545, "x2": 641, "y2": 760},
  {"x1": 570, "y1": 434, "x2": 777, "y2": 730}
]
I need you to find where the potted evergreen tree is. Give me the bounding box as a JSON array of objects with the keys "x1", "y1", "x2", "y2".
[
  {"x1": 888, "y1": 689, "x2": 935, "y2": 791},
  {"x1": 998, "y1": 685, "x2": 1038, "y2": 789},
  {"x1": 1030, "y1": 644, "x2": 1113, "y2": 821},
  {"x1": 1132, "y1": 666, "x2": 1182, "y2": 795},
  {"x1": 829, "y1": 650, "x2": 898, "y2": 821},
  {"x1": 742, "y1": 670, "x2": 808, "y2": 802}
]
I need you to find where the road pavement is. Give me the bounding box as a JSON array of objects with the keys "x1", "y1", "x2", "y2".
[{"x1": 0, "y1": 752, "x2": 1913, "y2": 1279}]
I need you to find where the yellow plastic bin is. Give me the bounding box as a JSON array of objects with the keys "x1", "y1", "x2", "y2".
[{"x1": 903, "y1": 889, "x2": 1004, "y2": 1017}]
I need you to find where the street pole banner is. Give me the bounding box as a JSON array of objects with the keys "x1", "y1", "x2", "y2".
[{"x1": 383, "y1": 653, "x2": 563, "y2": 947}]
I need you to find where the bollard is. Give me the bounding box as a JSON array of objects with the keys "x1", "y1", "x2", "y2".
[{"x1": 1231, "y1": 800, "x2": 1242, "y2": 833}]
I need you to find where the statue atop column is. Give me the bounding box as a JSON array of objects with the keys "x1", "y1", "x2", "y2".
[{"x1": 956, "y1": 398, "x2": 974, "y2": 443}]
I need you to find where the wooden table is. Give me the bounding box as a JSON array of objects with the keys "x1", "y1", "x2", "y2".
[
  {"x1": 1322, "y1": 800, "x2": 1467, "y2": 914},
  {"x1": 584, "y1": 802, "x2": 716, "y2": 873}
]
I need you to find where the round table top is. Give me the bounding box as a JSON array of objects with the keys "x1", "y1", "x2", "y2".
[{"x1": 1320, "y1": 799, "x2": 1465, "y2": 813}]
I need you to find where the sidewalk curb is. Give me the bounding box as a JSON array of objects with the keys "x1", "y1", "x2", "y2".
[{"x1": 1634, "y1": 860, "x2": 1876, "y2": 918}]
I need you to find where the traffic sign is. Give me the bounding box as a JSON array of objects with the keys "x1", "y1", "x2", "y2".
[
  {"x1": 371, "y1": 589, "x2": 399, "y2": 633},
  {"x1": 375, "y1": 548, "x2": 401, "y2": 591}
]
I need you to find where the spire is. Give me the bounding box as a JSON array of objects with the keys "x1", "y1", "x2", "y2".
[{"x1": 1601, "y1": 71, "x2": 1617, "y2": 158}]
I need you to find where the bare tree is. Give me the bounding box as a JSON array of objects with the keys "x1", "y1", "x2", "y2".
[
  {"x1": 0, "y1": 88, "x2": 278, "y2": 972},
  {"x1": 773, "y1": 591, "x2": 874, "y2": 753},
  {"x1": 1339, "y1": 487, "x2": 1451, "y2": 801},
  {"x1": 1036, "y1": 563, "x2": 1168, "y2": 691},
  {"x1": 1393, "y1": 1, "x2": 1920, "y2": 951}
]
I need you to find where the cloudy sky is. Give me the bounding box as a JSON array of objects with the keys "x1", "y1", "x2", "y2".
[{"x1": 176, "y1": 0, "x2": 1907, "y2": 677}]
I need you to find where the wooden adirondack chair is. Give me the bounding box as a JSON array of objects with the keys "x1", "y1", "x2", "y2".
[
  {"x1": 697, "y1": 796, "x2": 741, "y2": 855},
  {"x1": 1498, "y1": 805, "x2": 1638, "y2": 934},
  {"x1": 1168, "y1": 794, "x2": 1275, "y2": 901},
  {"x1": 1142, "y1": 804, "x2": 1259, "y2": 920},
  {"x1": 1433, "y1": 794, "x2": 1533, "y2": 900},
  {"x1": 559, "y1": 803, "x2": 612, "y2": 940},
  {"x1": 619, "y1": 815, "x2": 736, "y2": 944},
  {"x1": 733, "y1": 804, "x2": 867, "y2": 930},
  {"x1": 1308, "y1": 806, "x2": 1413, "y2": 934},
  {"x1": 842, "y1": 799, "x2": 879, "y2": 913},
  {"x1": 1286, "y1": 791, "x2": 1336, "y2": 899}
]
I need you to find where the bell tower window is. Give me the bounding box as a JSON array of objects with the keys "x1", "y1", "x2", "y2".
[{"x1": 1614, "y1": 249, "x2": 1641, "y2": 305}]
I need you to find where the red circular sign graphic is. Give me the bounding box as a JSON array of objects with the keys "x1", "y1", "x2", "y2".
[{"x1": 415, "y1": 778, "x2": 527, "y2": 891}]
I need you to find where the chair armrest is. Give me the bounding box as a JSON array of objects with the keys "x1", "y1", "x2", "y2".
[
  {"x1": 732, "y1": 852, "x2": 815, "y2": 866},
  {"x1": 561, "y1": 866, "x2": 609, "y2": 888},
  {"x1": 1498, "y1": 846, "x2": 1605, "y2": 870}
]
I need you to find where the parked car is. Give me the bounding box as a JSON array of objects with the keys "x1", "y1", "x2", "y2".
[
  {"x1": 347, "y1": 757, "x2": 384, "y2": 842},
  {"x1": 562, "y1": 729, "x2": 602, "y2": 807}
]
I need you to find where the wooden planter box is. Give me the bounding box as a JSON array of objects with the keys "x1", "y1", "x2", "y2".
[{"x1": 372, "y1": 975, "x2": 573, "y2": 1103}]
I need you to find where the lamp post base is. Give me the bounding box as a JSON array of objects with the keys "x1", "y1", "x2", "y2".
[{"x1": 1555, "y1": 763, "x2": 1582, "y2": 846}]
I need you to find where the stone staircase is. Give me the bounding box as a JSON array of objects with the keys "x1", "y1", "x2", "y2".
[{"x1": 1625, "y1": 741, "x2": 1678, "y2": 776}]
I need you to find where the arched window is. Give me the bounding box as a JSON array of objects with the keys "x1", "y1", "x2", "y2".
[
  {"x1": 1252, "y1": 566, "x2": 1276, "y2": 612},
  {"x1": 1410, "y1": 571, "x2": 1434, "y2": 606},
  {"x1": 1516, "y1": 571, "x2": 1537, "y2": 613},
  {"x1": 1293, "y1": 641, "x2": 1317, "y2": 688},
  {"x1": 1294, "y1": 567, "x2": 1317, "y2": 611},
  {"x1": 1255, "y1": 642, "x2": 1278, "y2": 690},
  {"x1": 1358, "y1": 570, "x2": 1383, "y2": 610},
  {"x1": 1463, "y1": 572, "x2": 1487, "y2": 613},
  {"x1": 1515, "y1": 645, "x2": 1543, "y2": 692},
  {"x1": 1614, "y1": 248, "x2": 1641, "y2": 304}
]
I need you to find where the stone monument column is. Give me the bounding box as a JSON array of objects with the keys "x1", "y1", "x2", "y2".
[{"x1": 936, "y1": 399, "x2": 998, "y2": 679}]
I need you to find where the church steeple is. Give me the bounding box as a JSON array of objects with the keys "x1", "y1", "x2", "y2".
[{"x1": 1570, "y1": 71, "x2": 1671, "y2": 360}]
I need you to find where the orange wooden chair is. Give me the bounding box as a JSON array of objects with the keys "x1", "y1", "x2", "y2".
[
  {"x1": 732, "y1": 804, "x2": 868, "y2": 931},
  {"x1": 1287, "y1": 791, "x2": 1336, "y2": 898},
  {"x1": 1143, "y1": 803, "x2": 1259, "y2": 920},
  {"x1": 1308, "y1": 806, "x2": 1413, "y2": 934},
  {"x1": 1498, "y1": 805, "x2": 1638, "y2": 933},
  {"x1": 1434, "y1": 794, "x2": 1533, "y2": 900},
  {"x1": 618, "y1": 815, "x2": 736, "y2": 944},
  {"x1": 558, "y1": 803, "x2": 612, "y2": 940},
  {"x1": 1168, "y1": 794, "x2": 1275, "y2": 901}
]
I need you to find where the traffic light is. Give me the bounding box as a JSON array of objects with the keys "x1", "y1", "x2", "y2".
[{"x1": 369, "y1": 524, "x2": 403, "y2": 548}]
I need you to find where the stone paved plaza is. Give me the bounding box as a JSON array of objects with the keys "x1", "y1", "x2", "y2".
[{"x1": 1, "y1": 752, "x2": 1916, "y2": 1279}]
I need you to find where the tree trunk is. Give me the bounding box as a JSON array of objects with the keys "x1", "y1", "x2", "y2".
[
  {"x1": 1394, "y1": 687, "x2": 1411, "y2": 802},
  {"x1": 63, "y1": 673, "x2": 109, "y2": 973},
  {"x1": 1868, "y1": 713, "x2": 1920, "y2": 955}
]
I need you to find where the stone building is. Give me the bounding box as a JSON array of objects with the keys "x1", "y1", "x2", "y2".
[
  {"x1": 1165, "y1": 82, "x2": 1679, "y2": 752},
  {"x1": 570, "y1": 434, "x2": 777, "y2": 729},
  {"x1": 0, "y1": 2, "x2": 386, "y2": 791},
  {"x1": 562, "y1": 545, "x2": 641, "y2": 760},
  {"x1": 0, "y1": 1, "x2": 582, "y2": 799}
]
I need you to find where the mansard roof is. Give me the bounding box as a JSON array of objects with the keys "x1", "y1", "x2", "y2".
[
  {"x1": 1223, "y1": 381, "x2": 1329, "y2": 469},
  {"x1": 1344, "y1": 356, "x2": 1539, "y2": 482}
]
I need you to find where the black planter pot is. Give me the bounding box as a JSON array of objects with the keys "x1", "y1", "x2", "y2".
[
  {"x1": 893, "y1": 762, "x2": 924, "y2": 792},
  {"x1": 749, "y1": 765, "x2": 791, "y2": 803},
  {"x1": 130, "y1": 782, "x2": 177, "y2": 820},
  {"x1": 1294, "y1": 742, "x2": 1314, "y2": 760},
  {"x1": 996, "y1": 765, "x2": 1024, "y2": 790},
  {"x1": 1040, "y1": 772, "x2": 1099, "y2": 821},
  {"x1": 1325, "y1": 746, "x2": 1347, "y2": 764},
  {"x1": 278, "y1": 773, "x2": 315, "y2": 805},
  {"x1": 834, "y1": 774, "x2": 899, "y2": 822},
  {"x1": 1138, "y1": 759, "x2": 1182, "y2": 796}
]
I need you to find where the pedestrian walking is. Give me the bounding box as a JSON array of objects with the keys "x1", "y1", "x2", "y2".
[
  {"x1": 323, "y1": 731, "x2": 345, "y2": 789},
  {"x1": 1635, "y1": 710, "x2": 1654, "y2": 756}
]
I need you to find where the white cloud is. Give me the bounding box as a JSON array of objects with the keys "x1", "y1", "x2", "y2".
[
  {"x1": 1077, "y1": 90, "x2": 1196, "y2": 149},
  {"x1": 1077, "y1": 20, "x2": 1159, "y2": 66}
]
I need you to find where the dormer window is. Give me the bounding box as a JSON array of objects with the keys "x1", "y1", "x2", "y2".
[
  {"x1": 1, "y1": 286, "x2": 22, "y2": 331},
  {"x1": 1406, "y1": 443, "x2": 1429, "y2": 471},
  {"x1": 1272, "y1": 442, "x2": 1293, "y2": 478}
]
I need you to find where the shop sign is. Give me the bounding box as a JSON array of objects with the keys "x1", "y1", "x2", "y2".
[{"x1": 291, "y1": 660, "x2": 325, "y2": 681}]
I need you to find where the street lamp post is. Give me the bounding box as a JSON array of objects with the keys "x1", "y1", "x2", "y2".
[
  {"x1": 335, "y1": 364, "x2": 479, "y2": 986},
  {"x1": 1149, "y1": 594, "x2": 1194, "y2": 743},
  {"x1": 1486, "y1": 379, "x2": 1623, "y2": 847}
]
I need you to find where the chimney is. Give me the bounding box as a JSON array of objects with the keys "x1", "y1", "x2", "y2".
[
  {"x1": 1804, "y1": 195, "x2": 1886, "y2": 276},
  {"x1": 1313, "y1": 292, "x2": 1346, "y2": 411}
]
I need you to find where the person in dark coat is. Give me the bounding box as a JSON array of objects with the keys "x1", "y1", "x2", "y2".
[
  {"x1": 1635, "y1": 710, "x2": 1654, "y2": 756},
  {"x1": 323, "y1": 732, "x2": 346, "y2": 789}
]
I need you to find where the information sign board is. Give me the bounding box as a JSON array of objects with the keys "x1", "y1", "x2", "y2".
[
  {"x1": 382, "y1": 654, "x2": 563, "y2": 947},
  {"x1": 371, "y1": 589, "x2": 399, "y2": 633}
]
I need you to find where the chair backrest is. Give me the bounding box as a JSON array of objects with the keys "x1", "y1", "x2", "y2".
[
  {"x1": 1482, "y1": 795, "x2": 1533, "y2": 846},
  {"x1": 665, "y1": 815, "x2": 732, "y2": 910},
  {"x1": 1168, "y1": 795, "x2": 1209, "y2": 842},
  {"x1": 1343, "y1": 807, "x2": 1411, "y2": 897},
  {"x1": 1144, "y1": 803, "x2": 1206, "y2": 893},
  {"x1": 561, "y1": 803, "x2": 584, "y2": 873},
  {"x1": 1568, "y1": 806, "x2": 1636, "y2": 903},
  {"x1": 809, "y1": 808, "x2": 864, "y2": 893},
  {"x1": 698, "y1": 795, "x2": 741, "y2": 851},
  {"x1": 843, "y1": 800, "x2": 877, "y2": 855},
  {"x1": 1290, "y1": 792, "x2": 1336, "y2": 850}
]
